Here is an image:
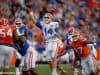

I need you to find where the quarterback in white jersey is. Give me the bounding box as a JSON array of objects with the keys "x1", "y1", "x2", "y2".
[
  {"x1": 36, "y1": 13, "x2": 62, "y2": 75},
  {"x1": 42, "y1": 21, "x2": 60, "y2": 60},
  {"x1": 42, "y1": 21, "x2": 59, "y2": 41}
]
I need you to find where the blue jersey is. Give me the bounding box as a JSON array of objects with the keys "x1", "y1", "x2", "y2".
[
  {"x1": 19, "y1": 24, "x2": 27, "y2": 36},
  {"x1": 65, "y1": 34, "x2": 73, "y2": 51},
  {"x1": 16, "y1": 39, "x2": 29, "y2": 56},
  {"x1": 15, "y1": 24, "x2": 29, "y2": 56}
]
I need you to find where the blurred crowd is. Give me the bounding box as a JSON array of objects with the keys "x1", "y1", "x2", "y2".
[{"x1": 0, "y1": 0, "x2": 100, "y2": 51}]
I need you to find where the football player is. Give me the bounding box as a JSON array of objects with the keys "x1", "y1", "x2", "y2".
[
  {"x1": 0, "y1": 18, "x2": 16, "y2": 74},
  {"x1": 70, "y1": 33, "x2": 96, "y2": 75},
  {"x1": 14, "y1": 18, "x2": 38, "y2": 75},
  {"x1": 35, "y1": 13, "x2": 63, "y2": 75}
]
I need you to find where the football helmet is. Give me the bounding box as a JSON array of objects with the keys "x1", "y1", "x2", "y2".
[
  {"x1": 15, "y1": 18, "x2": 23, "y2": 24},
  {"x1": 43, "y1": 13, "x2": 53, "y2": 24},
  {"x1": 15, "y1": 18, "x2": 23, "y2": 27},
  {"x1": 0, "y1": 18, "x2": 9, "y2": 25},
  {"x1": 72, "y1": 31, "x2": 80, "y2": 41},
  {"x1": 68, "y1": 27, "x2": 75, "y2": 34}
]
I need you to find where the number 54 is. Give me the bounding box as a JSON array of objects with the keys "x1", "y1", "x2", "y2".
[{"x1": 0, "y1": 29, "x2": 12, "y2": 37}]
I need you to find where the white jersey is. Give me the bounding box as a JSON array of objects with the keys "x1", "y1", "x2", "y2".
[{"x1": 41, "y1": 21, "x2": 59, "y2": 42}]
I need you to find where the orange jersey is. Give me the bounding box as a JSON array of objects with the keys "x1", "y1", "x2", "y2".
[
  {"x1": 71, "y1": 39, "x2": 91, "y2": 57},
  {"x1": 0, "y1": 25, "x2": 15, "y2": 46},
  {"x1": 97, "y1": 48, "x2": 100, "y2": 61}
]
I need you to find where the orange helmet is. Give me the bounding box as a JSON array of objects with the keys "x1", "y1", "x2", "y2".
[
  {"x1": 72, "y1": 31, "x2": 80, "y2": 41},
  {"x1": 68, "y1": 27, "x2": 75, "y2": 34},
  {"x1": 0, "y1": 18, "x2": 9, "y2": 25}
]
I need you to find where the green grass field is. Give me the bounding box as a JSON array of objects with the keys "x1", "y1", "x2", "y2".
[
  {"x1": 35, "y1": 64, "x2": 73, "y2": 75},
  {"x1": 0, "y1": 64, "x2": 73, "y2": 75}
]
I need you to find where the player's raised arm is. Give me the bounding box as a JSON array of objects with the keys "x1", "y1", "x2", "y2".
[{"x1": 28, "y1": 10, "x2": 42, "y2": 30}]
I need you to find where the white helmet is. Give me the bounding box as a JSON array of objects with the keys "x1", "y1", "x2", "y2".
[
  {"x1": 43, "y1": 13, "x2": 53, "y2": 23},
  {"x1": 15, "y1": 18, "x2": 23, "y2": 24}
]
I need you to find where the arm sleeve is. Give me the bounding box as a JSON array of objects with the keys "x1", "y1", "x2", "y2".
[
  {"x1": 79, "y1": 39, "x2": 93, "y2": 45},
  {"x1": 54, "y1": 22, "x2": 60, "y2": 34},
  {"x1": 36, "y1": 21, "x2": 42, "y2": 29},
  {"x1": 55, "y1": 27, "x2": 59, "y2": 33}
]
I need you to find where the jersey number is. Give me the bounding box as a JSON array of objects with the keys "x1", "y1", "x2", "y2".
[
  {"x1": 0, "y1": 29, "x2": 12, "y2": 37},
  {"x1": 44, "y1": 28, "x2": 53, "y2": 36}
]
